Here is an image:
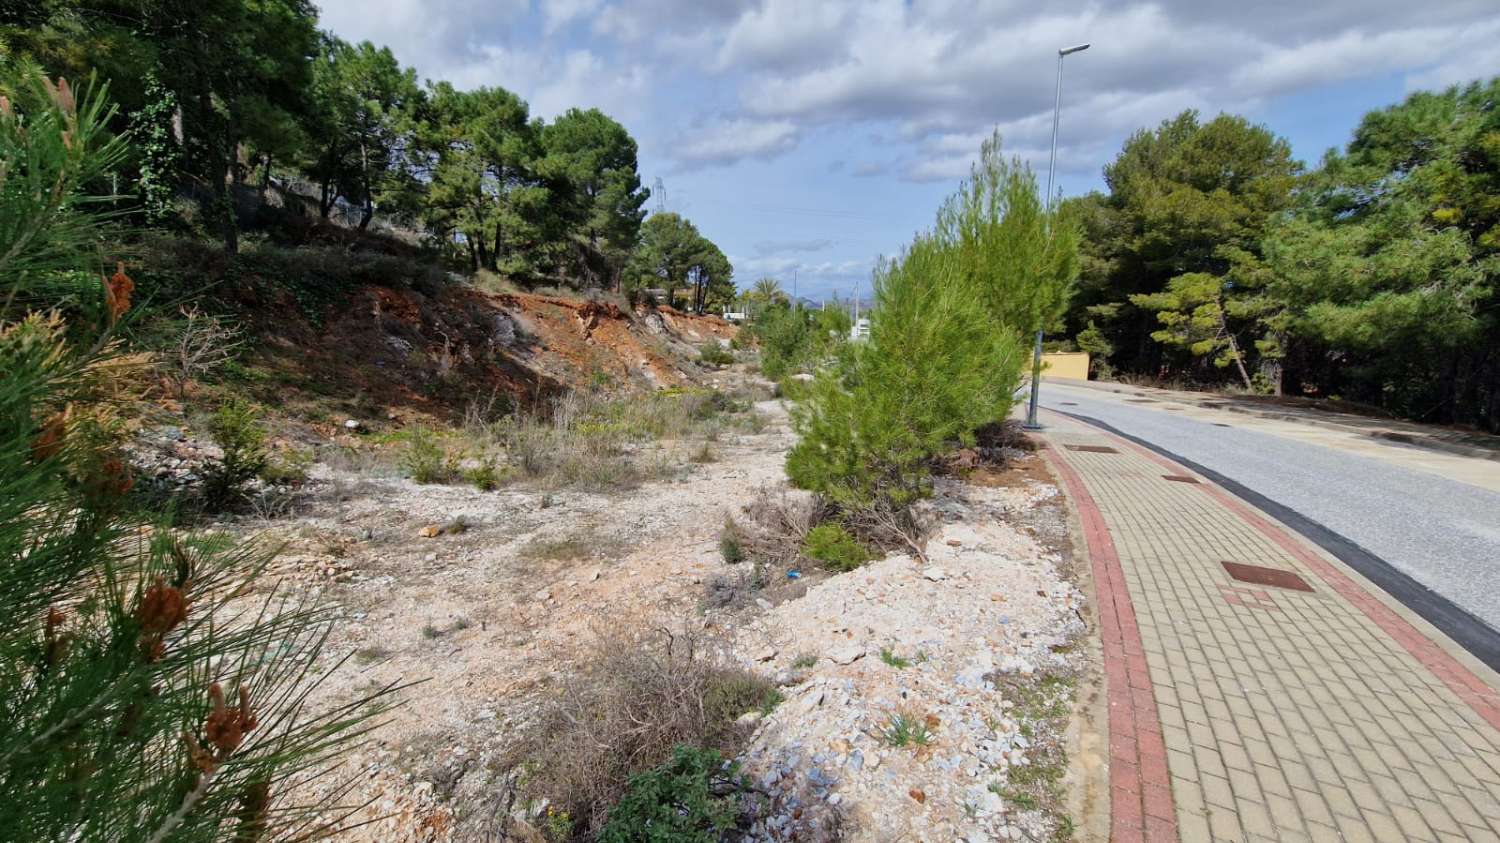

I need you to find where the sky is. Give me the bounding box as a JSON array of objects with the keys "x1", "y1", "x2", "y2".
[{"x1": 314, "y1": 0, "x2": 1500, "y2": 302}]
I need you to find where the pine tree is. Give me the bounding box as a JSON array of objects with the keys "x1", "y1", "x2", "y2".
[{"x1": 0, "y1": 66, "x2": 390, "y2": 843}]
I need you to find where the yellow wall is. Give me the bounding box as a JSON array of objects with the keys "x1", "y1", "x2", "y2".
[{"x1": 1040, "y1": 352, "x2": 1089, "y2": 380}]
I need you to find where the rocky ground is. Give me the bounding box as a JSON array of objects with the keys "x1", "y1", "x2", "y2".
[
  {"x1": 136, "y1": 378, "x2": 1100, "y2": 841},
  {"x1": 731, "y1": 476, "x2": 1090, "y2": 842}
]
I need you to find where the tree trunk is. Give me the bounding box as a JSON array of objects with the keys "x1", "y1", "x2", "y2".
[
  {"x1": 319, "y1": 181, "x2": 334, "y2": 218},
  {"x1": 501, "y1": 216, "x2": 513, "y2": 273},
  {"x1": 1219, "y1": 312, "x2": 1253, "y2": 391},
  {"x1": 258, "y1": 154, "x2": 272, "y2": 198},
  {"x1": 358, "y1": 140, "x2": 373, "y2": 230},
  {"x1": 475, "y1": 234, "x2": 490, "y2": 273}
]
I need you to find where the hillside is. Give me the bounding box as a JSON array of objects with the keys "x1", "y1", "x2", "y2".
[{"x1": 155, "y1": 234, "x2": 742, "y2": 433}]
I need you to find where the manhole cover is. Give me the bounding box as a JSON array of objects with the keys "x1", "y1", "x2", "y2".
[
  {"x1": 1162, "y1": 475, "x2": 1199, "y2": 484},
  {"x1": 1222, "y1": 561, "x2": 1313, "y2": 592},
  {"x1": 1064, "y1": 445, "x2": 1118, "y2": 454}
]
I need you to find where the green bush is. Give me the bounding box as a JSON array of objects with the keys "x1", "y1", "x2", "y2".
[
  {"x1": 786, "y1": 238, "x2": 1023, "y2": 510},
  {"x1": 718, "y1": 523, "x2": 746, "y2": 564},
  {"x1": 202, "y1": 399, "x2": 269, "y2": 510},
  {"x1": 464, "y1": 457, "x2": 502, "y2": 491},
  {"x1": 698, "y1": 342, "x2": 734, "y2": 367},
  {"x1": 801, "y1": 523, "x2": 874, "y2": 572},
  {"x1": 599, "y1": 745, "x2": 748, "y2": 843},
  {"x1": 401, "y1": 426, "x2": 457, "y2": 483}
]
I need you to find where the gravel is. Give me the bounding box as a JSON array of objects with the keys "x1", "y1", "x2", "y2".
[
  {"x1": 732, "y1": 477, "x2": 1085, "y2": 842},
  {"x1": 1041, "y1": 383, "x2": 1500, "y2": 629}
]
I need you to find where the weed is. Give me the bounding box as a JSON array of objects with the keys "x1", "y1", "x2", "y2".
[
  {"x1": 718, "y1": 521, "x2": 747, "y2": 564},
  {"x1": 260, "y1": 445, "x2": 313, "y2": 486},
  {"x1": 879, "y1": 712, "x2": 934, "y2": 748},
  {"x1": 464, "y1": 457, "x2": 503, "y2": 491},
  {"x1": 421, "y1": 624, "x2": 441, "y2": 640},
  {"x1": 698, "y1": 342, "x2": 734, "y2": 367},
  {"x1": 354, "y1": 646, "x2": 392, "y2": 665},
  {"x1": 519, "y1": 527, "x2": 622, "y2": 563},
  {"x1": 802, "y1": 522, "x2": 874, "y2": 572},
  {"x1": 879, "y1": 647, "x2": 911, "y2": 669},
  {"x1": 792, "y1": 653, "x2": 818, "y2": 670},
  {"x1": 401, "y1": 426, "x2": 458, "y2": 484},
  {"x1": 690, "y1": 441, "x2": 718, "y2": 464}
]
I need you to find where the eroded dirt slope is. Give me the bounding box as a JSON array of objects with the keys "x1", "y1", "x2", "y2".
[{"x1": 242, "y1": 284, "x2": 739, "y2": 427}]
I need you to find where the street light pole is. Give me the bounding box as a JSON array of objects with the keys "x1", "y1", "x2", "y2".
[{"x1": 1024, "y1": 42, "x2": 1089, "y2": 430}]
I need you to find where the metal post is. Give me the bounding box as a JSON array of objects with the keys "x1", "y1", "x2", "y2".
[{"x1": 1024, "y1": 43, "x2": 1088, "y2": 430}]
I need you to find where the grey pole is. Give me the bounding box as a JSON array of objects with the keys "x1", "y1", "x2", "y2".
[{"x1": 1024, "y1": 42, "x2": 1089, "y2": 430}]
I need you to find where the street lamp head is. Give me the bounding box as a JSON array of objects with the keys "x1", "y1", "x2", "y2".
[{"x1": 1059, "y1": 43, "x2": 1090, "y2": 56}]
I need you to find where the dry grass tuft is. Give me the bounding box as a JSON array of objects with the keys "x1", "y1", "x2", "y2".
[
  {"x1": 501, "y1": 627, "x2": 779, "y2": 839},
  {"x1": 723, "y1": 485, "x2": 826, "y2": 566}
]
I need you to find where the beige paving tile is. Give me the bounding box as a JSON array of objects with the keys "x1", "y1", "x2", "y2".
[{"x1": 1047, "y1": 427, "x2": 1500, "y2": 842}]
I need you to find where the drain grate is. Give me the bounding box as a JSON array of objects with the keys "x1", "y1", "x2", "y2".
[
  {"x1": 1060, "y1": 402, "x2": 1078, "y2": 406},
  {"x1": 1064, "y1": 444, "x2": 1118, "y2": 454},
  {"x1": 1162, "y1": 475, "x2": 1199, "y2": 484},
  {"x1": 1213, "y1": 423, "x2": 1232, "y2": 428},
  {"x1": 1222, "y1": 561, "x2": 1313, "y2": 592},
  {"x1": 1127, "y1": 399, "x2": 1158, "y2": 403}
]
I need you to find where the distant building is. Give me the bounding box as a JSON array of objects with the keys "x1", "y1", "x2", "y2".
[
  {"x1": 723, "y1": 310, "x2": 748, "y2": 322},
  {"x1": 850, "y1": 318, "x2": 870, "y2": 341}
]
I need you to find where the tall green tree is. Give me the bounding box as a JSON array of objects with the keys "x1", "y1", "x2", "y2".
[
  {"x1": 933, "y1": 130, "x2": 1080, "y2": 339},
  {"x1": 538, "y1": 108, "x2": 649, "y2": 288},
  {"x1": 150, "y1": 0, "x2": 320, "y2": 252},
  {"x1": 421, "y1": 83, "x2": 549, "y2": 277},
  {"x1": 1265, "y1": 78, "x2": 1500, "y2": 428},
  {"x1": 624, "y1": 212, "x2": 733, "y2": 310},
  {"x1": 300, "y1": 35, "x2": 421, "y2": 228},
  {"x1": 1071, "y1": 111, "x2": 1299, "y2": 387}
]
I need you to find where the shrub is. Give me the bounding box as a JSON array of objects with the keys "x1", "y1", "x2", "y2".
[
  {"x1": 749, "y1": 305, "x2": 811, "y2": 380},
  {"x1": 718, "y1": 521, "x2": 747, "y2": 564},
  {"x1": 801, "y1": 523, "x2": 874, "y2": 572},
  {"x1": 698, "y1": 341, "x2": 734, "y2": 367},
  {"x1": 202, "y1": 398, "x2": 269, "y2": 510},
  {"x1": 598, "y1": 746, "x2": 750, "y2": 843},
  {"x1": 401, "y1": 425, "x2": 457, "y2": 483},
  {"x1": 464, "y1": 457, "x2": 502, "y2": 490},
  {"x1": 260, "y1": 445, "x2": 313, "y2": 485},
  {"x1": 786, "y1": 238, "x2": 1023, "y2": 511},
  {"x1": 507, "y1": 629, "x2": 775, "y2": 839}
]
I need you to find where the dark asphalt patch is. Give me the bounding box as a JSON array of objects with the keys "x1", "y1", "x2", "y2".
[{"x1": 1055, "y1": 410, "x2": 1500, "y2": 674}]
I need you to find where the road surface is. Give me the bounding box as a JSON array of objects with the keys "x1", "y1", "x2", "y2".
[{"x1": 1036, "y1": 380, "x2": 1500, "y2": 642}]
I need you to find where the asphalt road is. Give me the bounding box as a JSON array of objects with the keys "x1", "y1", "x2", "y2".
[{"x1": 1037, "y1": 381, "x2": 1500, "y2": 636}]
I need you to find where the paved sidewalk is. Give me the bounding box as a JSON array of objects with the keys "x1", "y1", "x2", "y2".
[{"x1": 1040, "y1": 411, "x2": 1500, "y2": 843}]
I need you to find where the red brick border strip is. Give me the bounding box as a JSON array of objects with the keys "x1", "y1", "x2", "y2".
[
  {"x1": 1043, "y1": 444, "x2": 1178, "y2": 843},
  {"x1": 1079, "y1": 421, "x2": 1500, "y2": 734}
]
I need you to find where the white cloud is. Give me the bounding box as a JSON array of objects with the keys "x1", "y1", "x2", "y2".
[
  {"x1": 672, "y1": 118, "x2": 800, "y2": 169},
  {"x1": 753, "y1": 238, "x2": 834, "y2": 255},
  {"x1": 542, "y1": 0, "x2": 604, "y2": 34}
]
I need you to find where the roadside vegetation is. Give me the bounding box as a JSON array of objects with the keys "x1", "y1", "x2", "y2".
[
  {"x1": 769, "y1": 132, "x2": 1076, "y2": 561},
  {"x1": 504, "y1": 629, "x2": 780, "y2": 841},
  {"x1": 1062, "y1": 82, "x2": 1500, "y2": 432}
]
